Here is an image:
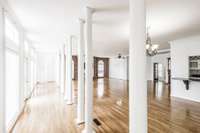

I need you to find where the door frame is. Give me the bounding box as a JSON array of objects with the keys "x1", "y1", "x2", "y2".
[
  {"x1": 167, "y1": 58, "x2": 171, "y2": 84},
  {"x1": 153, "y1": 63, "x2": 158, "y2": 81}
]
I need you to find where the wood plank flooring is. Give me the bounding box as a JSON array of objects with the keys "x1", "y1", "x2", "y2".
[{"x1": 13, "y1": 79, "x2": 200, "y2": 133}]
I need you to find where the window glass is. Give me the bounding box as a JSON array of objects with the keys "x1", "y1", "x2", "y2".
[
  {"x1": 30, "y1": 48, "x2": 34, "y2": 58},
  {"x1": 5, "y1": 16, "x2": 19, "y2": 45},
  {"x1": 24, "y1": 41, "x2": 29, "y2": 53},
  {"x1": 5, "y1": 50, "x2": 19, "y2": 127},
  {"x1": 30, "y1": 60, "x2": 34, "y2": 90},
  {"x1": 24, "y1": 58, "x2": 29, "y2": 98}
]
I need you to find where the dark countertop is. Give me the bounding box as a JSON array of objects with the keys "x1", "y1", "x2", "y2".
[{"x1": 172, "y1": 77, "x2": 200, "y2": 82}]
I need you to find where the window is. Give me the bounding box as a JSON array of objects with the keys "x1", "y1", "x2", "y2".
[
  {"x1": 24, "y1": 57, "x2": 29, "y2": 98},
  {"x1": 24, "y1": 41, "x2": 29, "y2": 54},
  {"x1": 5, "y1": 16, "x2": 19, "y2": 45},
  {"x1": 98, "y1": 60, "x2": 104, "y2": 78},
  {"x1": 30, "y1": 60, "x2": 35, "y2": 90},
  {"x1": 5, "y1": 50, "x2": 19, "y2": 127}
]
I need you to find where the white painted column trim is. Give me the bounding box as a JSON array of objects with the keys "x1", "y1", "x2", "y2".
[
  {"x1": 65, "y1": 36, "x2": 73, "y2": 105},
  {"x1": 82, "y1": 7, "x2": 95, "y2": 133},
  {"x1": 60, "y1": 44, "x2": 65, "y2": 94},
  {"x1": 0, "y1": 7, "x2": 6, "y2": 133},
  {"x1": 76, "y1": 18, "x2": 85, "y2": 124},
  {"x1": 129, "y1": 0, "x2": 147, "y2": 133}
]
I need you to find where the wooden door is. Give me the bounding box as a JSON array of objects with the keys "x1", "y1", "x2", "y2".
[{"x1": 153, "y1": 63, "x2": 158, "y2": 81}]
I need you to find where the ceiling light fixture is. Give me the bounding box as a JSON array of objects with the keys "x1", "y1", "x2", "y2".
[{"x1": 146, "y1": 28, "x2": 159, "y2": 56}]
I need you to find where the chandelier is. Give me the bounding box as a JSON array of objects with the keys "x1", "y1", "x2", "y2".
[{"x1": 146, "y1": 29, "x2": 159, "y2": 56}]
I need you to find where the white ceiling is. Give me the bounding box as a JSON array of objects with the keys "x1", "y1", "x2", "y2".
[{"x1": 6, "y1": 0, "x2": 200, "y2": 56}]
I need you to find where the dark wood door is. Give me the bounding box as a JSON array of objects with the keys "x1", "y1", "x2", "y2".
[
  {"x1": 93, "y1": 57, "x2": 109, "y2": 79},
  {"x1": 167, "y1": 58, "x2": 171, "y2": 84},
  {"x1": 153, "y1": 63, "x2": 158, "y2": 81}
]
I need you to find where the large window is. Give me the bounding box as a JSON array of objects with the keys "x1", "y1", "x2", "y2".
[
  {"x1": 30, "y1": 48, "x2": 36, "y2": 91},
  {"x1": 24, "y1": 41, "x2": 30, "y2": 98},
  {"x1": 4, "y1": 14, "x2": 36, "y2": 129},
  {"x1": 30, "y1": 60, "x2": 34, "y2": 90},
  {"x1": 5, "y1": 15, "x2": 20, "y2": 128},
  {"x1": 24, "y1": 41, "x2": 29, "y2": 54},
  {"x1": 5, "y1": 50, "x2": 19, "y2": 127},
  {"x1": 5, "y1": 16, "x2": 19, "y2": 45}
]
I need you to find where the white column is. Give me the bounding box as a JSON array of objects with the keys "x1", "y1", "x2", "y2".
[
  {"x1": 65, "y1": 36, "x2": 73, "y2": 105},
  {"x1": 129, "y1": 0, "x2": 147, "y2": 133},
  {"x1": 76, "y1": 19, "x2": 85, "y2": 124},
  {"x1": 33, "y1": 50, "x2": 37, "y2": 86},
  {"x1": 60, "y1": 45, "x2": 65, "y2": 94},
  {"x1": 59, "y1": 51, "x2": 61, "y2": 90},
  {"x1": 0, "y1": 7, "x2": 5, "y2": 133},
  {"x1": 82, "y1": 7, "x2": 94, "y2": 133}
]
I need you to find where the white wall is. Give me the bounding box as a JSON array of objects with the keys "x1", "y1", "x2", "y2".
[
  {"x1": 146, "y1": 56, "x2": 152, "y2": 81},
  {"x1": 171, "y1": 35, "x2": 200, "y2": 102},
  {"x1": 37, "y1": 52, "x2": 59, "y2": 83},
  {"x1": 109, "y1": 58, "x2": 128, "y2": 80},
  {"x1": 146, "y1": 52, "x2": 170, "y2": 83},
  {"x1": 0, "y1": 5, "x2": 5, "y2": 133}
]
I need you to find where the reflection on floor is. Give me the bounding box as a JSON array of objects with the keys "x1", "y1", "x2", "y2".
[{"x1": 13, "y1": 79, "x2": 200, "y2": 133}]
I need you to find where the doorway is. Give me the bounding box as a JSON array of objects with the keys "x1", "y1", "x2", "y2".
[
  {"x1": 153, "y1": 63, "x2": 164, "y2": 82},
  {"x1": 98, "y1": 60, "x2": 104, "y2": 78},
  {"x1": 167, "y1": 58, "x2": 171, "y2": 84},
  {"x1": 153, "y1": 63, "x2": 158, "y2": 81}
]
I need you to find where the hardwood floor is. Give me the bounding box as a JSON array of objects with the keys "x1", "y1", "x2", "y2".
[{"x1": 13, "y1": 79, "x2": 200, "y2": 133}]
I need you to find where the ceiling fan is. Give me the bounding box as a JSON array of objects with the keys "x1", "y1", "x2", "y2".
[{"x1": 116, "y1": 53, "x2": 127, "y2": 59}]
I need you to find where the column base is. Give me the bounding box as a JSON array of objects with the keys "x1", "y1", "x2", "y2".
[
  {"x1": 82, "y1": 129, "x2": 95, "y2": 133},
  {"x1": 75, "y1": 118, "x2": 85, "y2": 125}
]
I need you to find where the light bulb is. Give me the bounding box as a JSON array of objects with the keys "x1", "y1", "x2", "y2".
[{"x1": 146, "y1": 44, "x2": 150, "y2": 49}]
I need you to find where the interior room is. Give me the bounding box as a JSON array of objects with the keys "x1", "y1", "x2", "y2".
[{"x1": 0, "y1": 0, "x2": 200, "y2": 133}]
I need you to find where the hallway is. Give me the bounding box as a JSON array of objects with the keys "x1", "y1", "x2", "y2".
[
  {"x1": 13, "y1": 79, "x2": 200, "y2": 133},
  {"x1": 13, "y1": 79, "x2": 129, "y2": 133},
  {"x1": 13, "y1": 82, "x2": 79, "y2": 133}
]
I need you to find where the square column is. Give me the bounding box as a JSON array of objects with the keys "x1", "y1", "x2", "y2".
[
  {"x1": 76, "y1": 19, "x2": 85, "y2": 124},
  {"x1": 64, "y1": 36, "x2": 73, "y2": 105},
  {"x1": 60, "y1": 44, "x2": 65, "y2": 94},
  {"x1": 0, "y1": 7, "x2": 5, "y2": 133},
  {"x1": 58, "y1": 51, "x2": 61, "y2": 92},
  {"x1": 129, "y1": 0, "x2": 147, "y2": 133},
  {"x1": 82, "y1": 7, "x2": 95, "y2": 133}
]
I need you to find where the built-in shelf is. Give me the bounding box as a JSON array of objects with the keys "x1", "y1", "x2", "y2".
[
  {"x1": 172, "y1": 56, "x2": 200, "y2": 90},
  {"x1": 172, "y1": 77, "x2": 200, "y2": 90},
  {"x1": 172, "y1": 78, "x2": 190, "y2": 90}
]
